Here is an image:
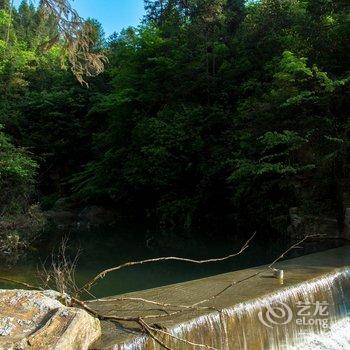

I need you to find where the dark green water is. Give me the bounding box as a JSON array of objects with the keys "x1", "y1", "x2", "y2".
[{"x1": 0, "y1": 224, "x2": 343, "y2": 299}]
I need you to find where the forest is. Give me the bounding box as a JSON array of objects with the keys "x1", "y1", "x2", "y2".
[{"x1": 0, "y1": 0, "x2": 349, "y2": 240}]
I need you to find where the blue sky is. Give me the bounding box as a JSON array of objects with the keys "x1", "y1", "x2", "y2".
[{"x1": 14, "y1": 0, "x2": 145, "y2": 37}]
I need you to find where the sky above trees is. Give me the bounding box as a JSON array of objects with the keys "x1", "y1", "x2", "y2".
[{"x1": 13, "y1": 0, "x2": 145, "y2": 36}]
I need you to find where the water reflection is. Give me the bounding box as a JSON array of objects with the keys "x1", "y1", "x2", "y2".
[{"x1": 0, "y1": 224, "x2": 344, "y2": 298}]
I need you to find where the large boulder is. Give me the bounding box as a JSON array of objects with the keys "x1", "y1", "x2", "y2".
[{"x1": 0, "y1": 290, "x2": 101, "y2": 350}]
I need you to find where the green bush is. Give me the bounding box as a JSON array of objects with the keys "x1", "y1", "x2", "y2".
[{"x1": 0, "y1": 126, "x2": 37, "y2": 214}]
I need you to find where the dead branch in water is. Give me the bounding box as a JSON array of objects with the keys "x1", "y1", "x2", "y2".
[{"x1": 81, "y1": 232, "x2": 256, "y2": 292}]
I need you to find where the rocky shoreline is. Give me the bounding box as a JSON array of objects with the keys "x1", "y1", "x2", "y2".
[{"x1": 0, "y1": 289, "x2": 101, "y2": 350}]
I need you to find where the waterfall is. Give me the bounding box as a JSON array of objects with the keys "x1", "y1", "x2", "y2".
[
  {"x1": 118, "y1": 267, "x2": 350, "y2": 350},
  {"x1": 290, "y1": 318, "x2": 350, "y2": 350}
]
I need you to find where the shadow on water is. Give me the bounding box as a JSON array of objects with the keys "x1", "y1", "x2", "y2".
[{"x1": 0, "y1": 223, "x2": 345, "y2": 298}]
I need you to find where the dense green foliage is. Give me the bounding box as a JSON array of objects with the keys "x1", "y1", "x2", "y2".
[
  {"x1": 0, "y1": 0, "x2": 349, "y2": 237},
  {"x1": 0, "y1": 125, "x2": 37, "y2": 213}
]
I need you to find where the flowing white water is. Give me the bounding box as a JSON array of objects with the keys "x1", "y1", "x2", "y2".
[
  {"x1": 290, "y1": 318, "x2": 350, "y2": 350},
  {"x1": 118, "y1": 268, "x2": 350, "y2": 350}
]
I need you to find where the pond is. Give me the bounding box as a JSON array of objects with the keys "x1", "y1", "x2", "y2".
[{"x1": 0, "y1": 224, "x2": 344, "y2": 299}]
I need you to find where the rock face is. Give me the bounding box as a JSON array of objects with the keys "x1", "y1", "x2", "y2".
[
  {"x1": 0, "y1": 290, "x2": 101, "y2": 350},
  {"x1": 287, "y1": 207, "x2": 341, "y2": 239}
]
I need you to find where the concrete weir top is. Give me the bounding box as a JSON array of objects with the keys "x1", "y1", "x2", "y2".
[{"x1": 88, "y1": 245, "x2": 350, "y2": 350}]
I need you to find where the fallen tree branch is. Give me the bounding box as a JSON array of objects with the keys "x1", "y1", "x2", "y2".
[
  {"x1": 0, "y1": 277, "x2": 42, "y2": 291},
  {"x1": 81, "y1": 232, "x2": 256, "y2": 292},
  {"x1": 139, "y1": 318, "x2": 219, "y2": 350},
  {"x1": 83, "y1": 235, "x2": 323, "y2": 348},
  {"x1": 191, "y1": 234, "x2": 323, "y2": 307},
  {"x1": 139, "y1": 318, "x2": 174, "y2": 350},
  {"x1": 70, "y1": 298, "x2": 217, "y2": 350},
  {"x1": 90, "y1": 233, "x2": 322, "y2": 316},
  {"x1": 268, "y1": 234, "x2": 322, "y2": 270},
  {"x1": 93, "y1": 296, "x2": 214, "y2": 312}
]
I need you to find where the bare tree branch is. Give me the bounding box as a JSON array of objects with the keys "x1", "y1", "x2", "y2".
[
  {"x1": 139, "y1": 318, "x2": 174, "y2": 350},
  {"x1": 267, "y1": 234, "x2": 322, "y2": 270},
  {"x1": 93, "y1": 296, "x2": 214, "y2": 312},
  {"x1": 82, "y1": 232, "x2": 256, "y2": 292},
  {"x1": 190, "y1": 234, "x2": 324, "y2": 307},
  {"x1": 0, "y1": 277, "x2": 41, "y2": 290},
  {"x1": 139, "y1": 318, "x2": 219, "y2": 350},
  {"x1": 38, "y1": 236, "x2": 81, "y2": 297}
]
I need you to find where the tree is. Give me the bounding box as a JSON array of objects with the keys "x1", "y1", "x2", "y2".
[
  {"x1": 0, "y1": 126, "x2": 37, "y2": 214},
  {"x1": 0, "y1": 0, "x2": 10, "y2": 11},
  {"x1": 0, "y1": 0, "x2": 349, "y2": 237},
  {"x1": 229, "y1": 50, "x2": 349, "y2": 232}
]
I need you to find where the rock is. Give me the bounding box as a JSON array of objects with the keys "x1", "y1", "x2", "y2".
[{"x1": 0, "y1": 290, "x2": 101, "y2": 350}]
